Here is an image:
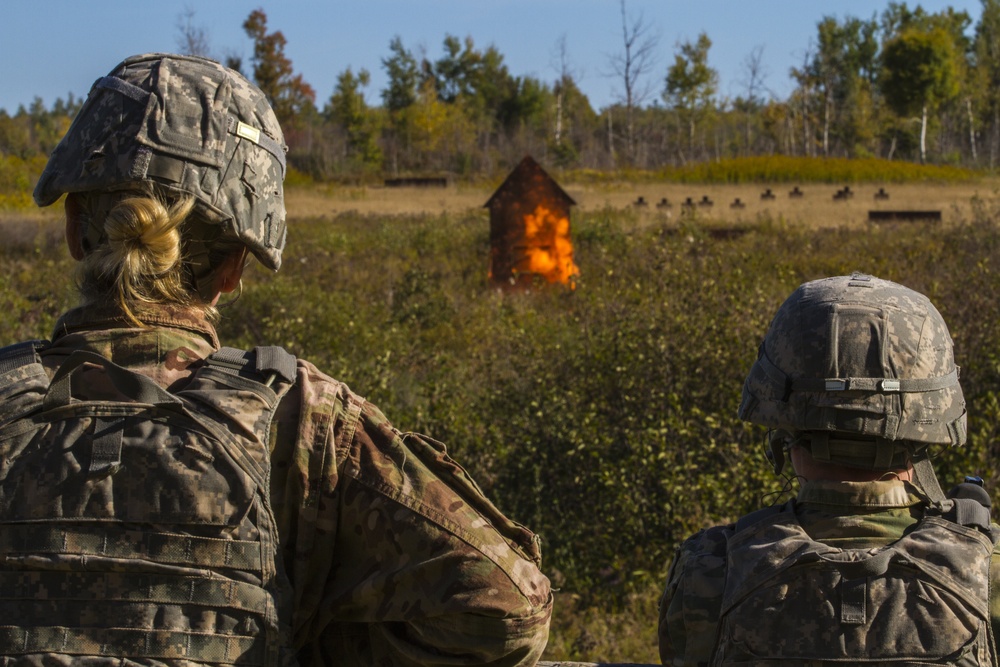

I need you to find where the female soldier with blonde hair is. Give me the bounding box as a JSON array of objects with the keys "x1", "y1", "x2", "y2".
[{"x1": 0, "y1": 53, "x2": 551, "y2": 666}]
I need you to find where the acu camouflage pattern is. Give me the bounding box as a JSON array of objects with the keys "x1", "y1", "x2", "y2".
[
  {"x1": 0, "y1": 335, "x2": 297, "y2": 665},
  {"x1": 17, "y1": 304, "x2": 552, "y2": 666},
  {"x1": 33, "y1": 53, "x2": 288, "y2": 270},
  {"x1": 739, "y1": 273, "x2": 967, "y2": 448},
  {"x1": 659, "y1": 480, "x2": 1000, "y2": 667},
  {"x1": 714, "y1": 504, "x2": 997, "y2": 665}
]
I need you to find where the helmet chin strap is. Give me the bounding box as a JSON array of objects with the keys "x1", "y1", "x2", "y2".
[{"x1": 765, "y1": 430, "x2": 788, "y2": 475}]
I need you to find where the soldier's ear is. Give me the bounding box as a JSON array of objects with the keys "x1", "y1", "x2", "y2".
[
  {"x1": 64, "y1": 194, "x2": 85, "y2": 261},
  {"x1": 216, "y1": 248, "x2": 248, "y2": 294}
]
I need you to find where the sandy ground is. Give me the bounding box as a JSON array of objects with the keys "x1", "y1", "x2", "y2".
[{"x1": 287, "y1": 180, "x2": 1000, "y2": 229}]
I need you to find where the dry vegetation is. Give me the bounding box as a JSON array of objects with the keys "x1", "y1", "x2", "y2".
[
  {"x1": 9, "y1": 179, "x2": 991, "y2": 228},
  {"x1": 4, "y1": 179, "x2": 1000, "y2": 664},
  {"x1": 287, "y1": 179, "x2": 999, "y2": 229}
]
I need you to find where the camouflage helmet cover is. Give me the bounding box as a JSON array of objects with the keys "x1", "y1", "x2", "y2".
[
  {"x1": 738, "y1": 273, "x2": 966, "y2": 449},
  {"x1": 33, "y1": 53, "x2": 287, "y2": 270}
]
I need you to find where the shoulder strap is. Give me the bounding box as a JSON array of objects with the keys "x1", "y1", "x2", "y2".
[
  {"x1": 0, "y1": 340, "x2": 47, "y2": 375},
  {"x1": 0, "y1": 340, "x2": 50, "y2": 425},
  {"x1": 942, "y1": 479, "x2": 995, "y2": 536},
  {"x1": 205, "y1": 345, "x2": 297, "y2": 388},
  {"x1": 735, "y1": 502, "x2": 788, "y2": 533},
  {"x1": 914, "y1": 457, "x2": 947, "y2": 503}
]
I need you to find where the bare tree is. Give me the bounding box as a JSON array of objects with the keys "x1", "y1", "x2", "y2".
[
  {"x1": 607, "y1": 0, "x2": 659, "y2": 165},
  {"x1": 739, "y1": 45, "x2": 769, "y2": 154},
  {"x1": 551, "y1": 35, "x2": 572, "y2": 146},
  {"x1": 176, "y1": 6, "x2": 212, "y2": 58},
  {"x1": 790, "y1": 42, "x2": 816, "y2": 157}
]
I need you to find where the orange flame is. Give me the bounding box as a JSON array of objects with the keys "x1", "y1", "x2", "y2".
[{"x1": 515, "y1": 204, "x2": 579, "y2": 287}]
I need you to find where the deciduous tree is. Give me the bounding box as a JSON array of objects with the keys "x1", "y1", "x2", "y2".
[
  {"x1": 382, "y1": 36, "x2": 420, "y2": 113},
  {"x1": 549, "y1": 35, "x2": 597, "y2": 167},
  {"x1": 242, "y1": 9, "x2": 315, "y2": 136},
  {"x1": 881, "y1": 25, "x2": 962, "y2": 162},
  {"x1": 810, "y1": 16, "x2": 879, "y2": 157},
  {"x1": 176, "y1": 7, "x2": 212, "y2": 58},
  {"x1": 326, "y1": 68, "x2": 382, "y2": 171},
  {"x1": 973, "y1": 0, "x2": 1000, "y2": 165},
  {"x1": 664, "y1": 32, "x2": 717, "y2": 161}
]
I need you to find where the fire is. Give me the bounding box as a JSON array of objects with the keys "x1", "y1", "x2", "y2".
[
  {"x1": 517, "y1": 204, "x2": 579, "y2": 286},
  {"x1": 485, "y1": 155, "x2": 579, "y2": 290}
]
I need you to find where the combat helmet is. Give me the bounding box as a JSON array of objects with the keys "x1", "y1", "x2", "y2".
[
  {"x1": 33, "y1": 52, "x2": 288, "y2": 271},
  {"x1": 739, "y1": 273, "x2": 966, "y2": 476}
]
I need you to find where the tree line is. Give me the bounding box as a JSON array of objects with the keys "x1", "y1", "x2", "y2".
[{"x1": 5, "y1": 1, "x2": 1000, "y2": 182}]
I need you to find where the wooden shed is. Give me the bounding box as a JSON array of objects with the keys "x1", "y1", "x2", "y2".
[{"x1": 484, "y1": 156, "x2": 579, "y2": 289}]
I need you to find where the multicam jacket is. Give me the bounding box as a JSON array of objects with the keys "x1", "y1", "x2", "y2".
[
  {"x1": 658, "y1": 479, "x2": 1000, "y2": 666},
  {"x1": 13, "y1": 304, "x2": 552, "y2": 666}
]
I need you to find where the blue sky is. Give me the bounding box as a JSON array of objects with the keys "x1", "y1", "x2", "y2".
[{"x1": 0, "y1": 1, "x2": 985, "y2": 114}]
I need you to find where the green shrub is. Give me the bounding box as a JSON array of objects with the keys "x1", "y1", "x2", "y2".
[
  {"x1": 210, "y1": 205, "x2": 1000, "y2": 604},
  {"x1": 562, "y1": 155, "x2": 979, "y2": 185},
  {"x1": 0, "y1": 154, "x2": 48, "y2": 209},
  {"x1": 4, "y1": 199, "x2": 1000, "y2": 662}
]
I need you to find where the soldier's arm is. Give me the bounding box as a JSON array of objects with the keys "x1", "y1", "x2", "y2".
[
  {"x1": 269, "y1": 364, "x2": 550, "y2": 664},
  {"x1": 991, "y1": 540, "x2": 1000, "y2": 651},
  {"x1": 658, "y1": 525, "x2": 731, "y2": 667},
  {"x1": 318, "y1": 399, "x2": 552, "y2": 665}
]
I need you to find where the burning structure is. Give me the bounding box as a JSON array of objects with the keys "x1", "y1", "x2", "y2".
[{"x1": 484, "y1": 156, "x2": 580, "y2": 289}]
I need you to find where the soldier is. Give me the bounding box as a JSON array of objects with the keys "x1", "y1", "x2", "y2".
[
  {"x1": 0, "y1": 53, "x2": 551, "y2": 665},
  {"x1": 658, "y1": 273, "x2": 999, "y2": 665}
]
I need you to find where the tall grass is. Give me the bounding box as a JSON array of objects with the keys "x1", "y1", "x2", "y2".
[
  {"x1": 3, "y1": 197, "x2": 1000, "y2": 662},
  {"x1": 567, "y1": 155, "x2": 979, "y2": 186}
]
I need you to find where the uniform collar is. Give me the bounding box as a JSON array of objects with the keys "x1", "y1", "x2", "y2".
[
  {"x1": 51, "y1": 303, "x2": 221, "y2": 349},
  {"x1": 796, "y1": 479, "x2": 923, "y2": 509}
]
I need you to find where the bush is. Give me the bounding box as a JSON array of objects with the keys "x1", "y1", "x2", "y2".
[
  {"x1": 4, "y1": 198, "x2": 1000, "y2": 663},
  {"x1": 562, "y1": 155, "x2": 979, "y2": 186},
  {"x1": 212, "y1": 205, "x2": 1000, "y2": 600}
]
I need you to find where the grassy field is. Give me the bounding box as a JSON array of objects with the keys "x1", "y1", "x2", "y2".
[
  {"x1": 3, "y1": 179, "x2": 1000, "y2": 663},
  {"x1": 10, "y1": 178, "x2": 995, "y2": 228},
  {"x1": 288, "y1": 178, "x2": 998, "y2": 229}
]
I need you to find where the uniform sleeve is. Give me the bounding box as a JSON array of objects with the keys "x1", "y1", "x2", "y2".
[
  {"x1": 271, "y1": 365, "x2": 551, "y2": 666},
  {"x1": 658, "y1": 526, "x2": 731, "y2": 667},
  {"x1": 991, "y1": 539, "x2": 1000, "y2": 651}
]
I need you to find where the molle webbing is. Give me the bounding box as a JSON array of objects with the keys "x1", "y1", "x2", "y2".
[
  {"x1": 0, "y1": 343, "x2": 298, "y2": 663},
  {"x1": 89, "y1": 415, "x2": 124, "y2": 477},
  {"x1": 0, "y1": 570, "x2": 269, "y2": 612},
  {"x1": 0, "y1": 340, "x2": 45, "y2": 375},
  {"x1": 0, "y1": 626, "x2": 262, "y2": 665},
  {"x1": 0, "y1": 524, "x2": 262, "y2": 571}
]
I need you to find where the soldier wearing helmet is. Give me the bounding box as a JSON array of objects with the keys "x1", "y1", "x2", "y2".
[
  {"x1": 0, "y1": 54, "x2": 551, "y2": 665},
  {"x1": 658, "y1": 274, "x2": 1000, "y2": 666}
]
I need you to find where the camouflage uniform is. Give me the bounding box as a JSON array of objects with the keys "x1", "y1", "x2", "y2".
[
  {"x1": 36, "y1": 303, "x2": 552, "y2": 666},
  {"x1": 18, "y1": 52, "x2": 551, "y2": 664},
  {"x1": 659, "y1": 275, "x2": 997, "y2": 665},
  {"x1": 658, "y1": 480, "x2": 1000, "y2": 665}
]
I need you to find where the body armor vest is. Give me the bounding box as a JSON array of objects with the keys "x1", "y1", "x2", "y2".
[
  {"x1": 0, "y1": 341, "x2": 297, "y2": 665},
  {"x1": 712, "y1": 493, "x2": 999, "y2": 666}
]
